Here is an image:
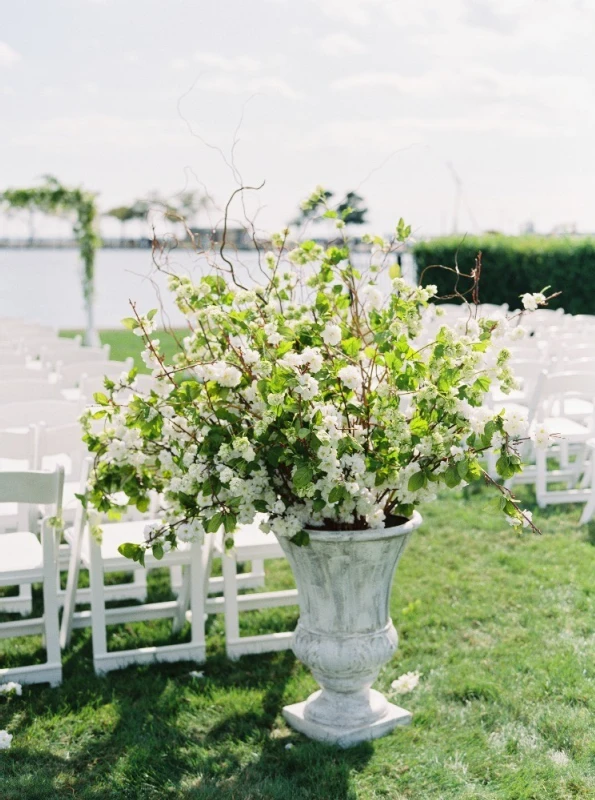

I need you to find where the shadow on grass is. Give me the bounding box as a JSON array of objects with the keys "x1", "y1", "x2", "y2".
[{"x1": 1, "y1": 646, "x2": 372, "y2": 800}]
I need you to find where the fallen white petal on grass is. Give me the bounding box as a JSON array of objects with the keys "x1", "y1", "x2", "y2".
[
  {"x1": 549, "y1": 750, "x2": 570, "y2": 767},
  {"x1": 189, "y1": 671, "x2": 204, "y2": 679},
  {"x1": 285, "y1": 743, "x2": 294, "y2": 750},
  {"x1": 0, "y1": 682, "x2": 22, "y2": 697},
  {"x1": 0, "y1": 730, "x2": 12, "y2": 750},
  {"x1": 391, "y1": 671, "x2": 421, "y2": 694}
]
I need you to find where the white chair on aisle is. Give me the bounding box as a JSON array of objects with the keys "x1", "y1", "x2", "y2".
[
  {"x1": 60, "y1": 505, "x2": 213, "y2": 674},
  {"x1": 0, "y1": 353, "x2": 30, "y2": 366},
  {"x1": 0, "y1": 428, "x2": 38, "y2": 616},
  {"x1": 533, "y1": 372, "x2": 595, "y2": 508},
  {"x1": 1, "y1": 365, "x2": 51, "y2": 382},
  {"x1": 0, "y1": 399, "x2": 85, "y2": 432},
  {"x1": 37, "y1": 429, "x2": 148, "y2": 604},
  {"x1": 0, "y1": 467, "x2": 64, "y2": 687},
  {"x1": 58, "y1": 358, "x2": 133, "y2": 391},
  {"x1": 0, "y1": 380, "x2": 63, "y2": 404},
  {"x1": 42, "y1": 345, "x2": 110, "y2": 371},
  {"x1": 208, "y1": 521, "x2": 299, "y2": 660}
]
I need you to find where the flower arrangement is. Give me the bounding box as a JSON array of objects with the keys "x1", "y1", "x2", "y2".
[{"x1": 82, "y1": 188, "x2": 552, "y2": 562}]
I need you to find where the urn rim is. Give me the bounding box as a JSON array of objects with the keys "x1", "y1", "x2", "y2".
[{"x1": 302, "y1": 510, "x2": 422, "y2": 543}]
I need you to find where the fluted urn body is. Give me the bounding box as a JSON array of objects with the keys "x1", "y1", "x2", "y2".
[{"x1": 276, "y1": 511, "x2": 422, "y2": 748}]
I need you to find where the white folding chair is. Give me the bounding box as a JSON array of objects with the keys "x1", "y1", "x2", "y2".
[
  {"x1": 44, "y1": 345, "x2": 110, "y2": 370},
  {"x1": 208, "y1": 522, "x2": 299, "y2": 660},
  {"x1": 533, "y1": 372, "x2": 595, "y2": 508},
  {"x1": 0, "y1": 353, "x2": 29, "y2": 366},
  {"x1": 0, "y1": 365, "x2": 51, "y2": 382},
  {"x1": 0, "y1": 428, "x2": 38, "y2": 615},
  {"x1": 0, "y1": 400, "x2": 85, "y2": 432},
  {"x1": 20, "y1": 335, "x2": 82, "y2": 359},
  {"x1": 58, "y1": 358, "x2": 133, "y2": 390},
  {"x1": 0, "y1": 467, "x2": 64, "y2": 687},
  {"x1": 60, "y1": 507, "x2": 212, "y2": 674},
  {"x1": 37, "y1": 433, "x2": 148, "y2": 604},
  {"x1": 0, "y1": 380, "x2": 63, "y2": 404}
]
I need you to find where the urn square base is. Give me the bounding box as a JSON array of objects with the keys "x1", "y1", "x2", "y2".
[{"x1": 282, "y1": 701, "x2": 412, "y2": 749}]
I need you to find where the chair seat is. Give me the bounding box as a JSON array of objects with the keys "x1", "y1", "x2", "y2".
[
  {"x1": 66, "y1": 519, "x2": 192, "y2": 571},
  {"x1": 543, "y1": 416, "x2": 591, "y2": 441},
  {"x1": 232, "y1": 523, "x2": 284, "y2": 560},
  {"x1": 551, "y1": 398, "x2": 594, "y2": 419},
  {"x1": 0, "y1": 531, "x2": 43, "y2": 584}
]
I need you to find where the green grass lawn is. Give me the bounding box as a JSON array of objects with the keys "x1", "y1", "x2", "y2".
[
  {"x1": 61, "y1": 328, "x2": 187, "y2": 371},
  {"x1": 0, "y1": 331, "x2": 594, "y2": 798}
]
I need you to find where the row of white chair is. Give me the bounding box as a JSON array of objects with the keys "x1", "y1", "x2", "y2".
[{"x1": 0, "y1": 465, "x2": 298, "y2": 686}]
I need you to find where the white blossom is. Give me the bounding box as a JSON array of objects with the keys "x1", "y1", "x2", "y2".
[
  {"x1": 321, "y1": 324, "x2": 342, "y2": 346},
  {"x1": 337, "y1": 365, "x2": 362, "y2": 391},
  {"x1": 521, "y1": 292, "x2": 546, "y2": 311},
  {"x1": 391, "y1": 671, "x2": 421, "y2": 694}
]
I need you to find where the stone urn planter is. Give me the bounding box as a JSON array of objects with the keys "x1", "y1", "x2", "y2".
[{"x1": 275, "y1": 511, "x2": 422, "y2": 748}]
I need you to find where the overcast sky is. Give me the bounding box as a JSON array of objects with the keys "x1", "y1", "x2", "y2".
[{"x1": 1, "y1": 0, "x2": 593, "y2": 238}]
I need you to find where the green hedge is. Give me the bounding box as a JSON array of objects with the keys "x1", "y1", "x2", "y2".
[{"x1": 412, "y1": 235, "x2": 595, "y2": 315}]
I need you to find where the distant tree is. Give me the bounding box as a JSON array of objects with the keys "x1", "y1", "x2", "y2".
[
  {"x1": 104, "y1": 205, "x2": 136, "y2": 240},
  {"x1": 336, "y1": 191, "x2": 368, "y2": 226},
  {"x1": 292, "y1": 189, "x2": 368, "y2": 227}
]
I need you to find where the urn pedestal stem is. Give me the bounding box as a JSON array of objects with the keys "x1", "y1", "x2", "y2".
[{"x1": 275, "y1": 512, "x2": 422, "y2": 748}]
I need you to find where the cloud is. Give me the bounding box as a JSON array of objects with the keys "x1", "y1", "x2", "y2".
[
  {"x1": 331, "y1": 66, "x2": 594, "y2": 121},
  {"x1": 200, "y1": 74, "x2": 300, "y2": 99},
  {"x1": 12, "y1": 115, "x2": 192, "y2": 149},
  {"x1": 0, "y1": 42, "x2": 21, "y2": 67},
  {"x1": 316, "y1": 32, "x2": 366, "y2": 56},
  {"x1": 170, "y1": 50, "x2": 298, "y2": 98},
  {"x1": 332, "y1": 71, "x2": 438, "y2": 93},
  {"x1": 171, "y1": 52, "x2": 261, "y2": 73}
]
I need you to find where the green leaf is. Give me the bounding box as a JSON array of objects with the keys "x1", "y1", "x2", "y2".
[
  {"x1": 328, "y1": 486, "x2": 344, "y2": 504},
  {"x1": 147, "y1": 308, "x2": 158, "y2": 321},
  {"x1": 389, "y1": 263, "x2": 401, "y2": 279},
  {"x1": 408, "y1": 471, "x2": 426, "y2": 492},
  {"x1": 467, "y1": 460, "x2": 483, "y2": 481},
  {"x1": 409, "y1": 417, "x2": 428, "y2": 436},
  {"x1": 135, "y1": 496, "x2": 150, "y2": 513},
  {"x1": 152, "y1": 542, "x2": 164, "y2": 560},
  {"x1": 293, "y1": 465, "x2": 313, "y2": 490},
  {"x1": 205, "y1": 512, "x2": 224, "y2": 533},
  {"x1": 444, "y1": 466, "x2": 461, "y2": 488},
  {"x1": 342, "y1": 337, "x2": 362, "y2": 358},
  {"x1": 118, "y1": 542, "x2": 143, "y2": 561},
  {"x1": 457, "y1": 459, "x2": 469, "y2": 479},
  {"x1": 223, "y1": 512, "x2": 237, "y2": 534},
  {"x1": 312, "y1": 497, "x2": 326, "y2": 513},
  {"x1": 289, "y1": 530, "x2": 310, "y2": 547},
  {"x1": 121, "y1": 317, "x2": 138, "y2": 330},
  {"x1": 93, "y1": 392, "x2": 109, "y2": 406}
]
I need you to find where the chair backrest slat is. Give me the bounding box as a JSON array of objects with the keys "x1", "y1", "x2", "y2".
[
  {"x1": 0, "y1": 467, "x2": 64, "y2": 505},
  {"x1": 0, "y1": 380, "x2": 62, "y2": 404},
  {"x1": 0, "y1": 400, "x2": 83, "y2": 430}
]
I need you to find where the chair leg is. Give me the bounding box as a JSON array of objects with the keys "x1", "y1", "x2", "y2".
[
  {"x1": 222, "y1": 550, "x2": 241, "y2": 660},
  {"x1": 169, "y1": 564, "x2": 183, "y2": 596},
  {"x1": 580, "y1": 455, "x2": 595, "y2": 524},
  {"x1": 189, "y1": 542, "x2": 206, "y2": 658},
  {"x1": 59, "y1": 525, "x2": 83, "y2": 650},
  {"x1": 249, "y1": 559, "x2": 266, "y2": 588},
  {"x1": 536, "y1": 449, "x2": 548, "y2": 508},
  {"x1": 88, "y1": 531, "x2": 109, "y2": 674},
  {"x1": 172, "y1": 565, "x2": 190, "y2": 633},
  {"x1": 41, "y1": 522, "x2": 62, "y2": 687},
  {"x1": 132, "y1": 568, "x2": 148, "y2": 602}
]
